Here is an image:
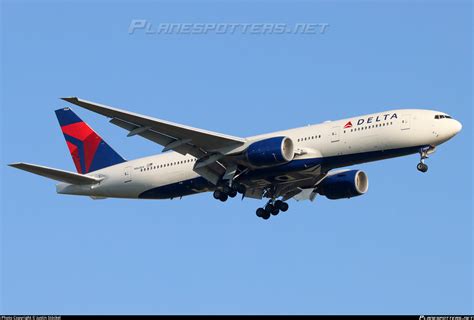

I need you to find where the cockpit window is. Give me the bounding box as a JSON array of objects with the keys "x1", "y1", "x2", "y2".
[{"x1": 435, "y1": 114, "x2": 452, "y2": 119}]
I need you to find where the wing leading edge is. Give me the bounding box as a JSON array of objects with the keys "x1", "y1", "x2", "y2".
[{"x1": 61, "y1": 97, "x2": 246, "y2": 156}]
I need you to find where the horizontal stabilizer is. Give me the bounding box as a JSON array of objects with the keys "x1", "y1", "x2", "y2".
[{"x1": 8, "y1": 162, "x2": 102, "y2": 185}]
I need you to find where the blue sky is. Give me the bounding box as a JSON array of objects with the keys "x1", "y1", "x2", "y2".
[{"x1": 1, "y1": 0, "x2": 472, "y2": 315}]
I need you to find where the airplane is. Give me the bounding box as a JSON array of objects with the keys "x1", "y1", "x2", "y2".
[{"x1": 9, "y1": 97, "x2": 462, "y2": 220}]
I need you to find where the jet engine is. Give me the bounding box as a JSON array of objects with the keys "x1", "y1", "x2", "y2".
[
  {"x1": 317, "y1": 170, "x2": 369, "y2": 200},
  {"x1": 246, "y1": 136, "x2": 294, "y2": 167}
]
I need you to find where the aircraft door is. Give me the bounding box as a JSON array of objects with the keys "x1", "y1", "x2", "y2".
[
  {"x1": 401, "y1": 114, "x2": 411, "y2": 130},
  {"x1": 331, "y1": 126, "x2": 340, "y2": 142},
  {"x1": 124, "y1": 166, "x2": 132, "y2": 183}
]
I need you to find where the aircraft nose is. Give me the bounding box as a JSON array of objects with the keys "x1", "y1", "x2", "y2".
[{"x1": 453, "y1": 119, "x2": 462, "y2": 135}]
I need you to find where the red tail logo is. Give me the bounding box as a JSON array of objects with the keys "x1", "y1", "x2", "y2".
[
  {"x1": 55, "y1": 107, "x2": 126, "y2": 174},
  {"x1": 344, "y1": 121, "x2": 353, "y2": 129}
]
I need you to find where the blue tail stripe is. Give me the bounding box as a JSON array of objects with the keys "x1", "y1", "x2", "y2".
[
  {"x1": 55, "y1": 108, "x2": 82, "y2": 126},
  {"x1": 89, "y1": 141, "x2": 126, "y2": 172}
]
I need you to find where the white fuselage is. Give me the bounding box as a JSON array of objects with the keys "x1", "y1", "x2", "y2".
[{"x1": 56, "y1": 109, "x2": 462, "y2": 199}]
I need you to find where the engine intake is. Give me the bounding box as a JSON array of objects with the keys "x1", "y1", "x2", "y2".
[
  {"x1": 318, "y1": 170, "x2": 369, "y2": 200},
  {"x1": 246, "y1": 136, "x2": 294, "y2": 167}
]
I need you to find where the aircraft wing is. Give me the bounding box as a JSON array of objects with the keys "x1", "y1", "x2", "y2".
[
  {"x1": 61, "y1": 97, "x2": 246, "y2": 158},
  {"x1": 9, "y1": 162, "x2": 102, "y2": 185}
]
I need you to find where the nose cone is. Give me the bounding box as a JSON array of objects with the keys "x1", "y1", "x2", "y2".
[{"x1": 452, "y1": 119, "x2": 462, "y2": 135}]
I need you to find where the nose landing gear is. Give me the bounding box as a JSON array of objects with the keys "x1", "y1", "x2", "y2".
[
  {"x1": 417, "y1": 162, "x2": 428, "y2": 173},
  {"x1": 417, "y1": 146, "x2": 435, "y2": 173}
]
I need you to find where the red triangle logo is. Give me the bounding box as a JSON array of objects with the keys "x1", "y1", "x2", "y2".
[{"x1": 344, "y1": 121, "x2": 352, "y2": 128}]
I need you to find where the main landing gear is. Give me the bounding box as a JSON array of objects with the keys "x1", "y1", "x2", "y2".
[
  {"x1": 212, "y1": 183, "x2": 290, "y2": 220},
  {"x1": 212, "y1": 183, "x2": 246, "y2": 202},
  {"x1": 417, "y1": 147, "x2": 433, "y2": 173},
  {"x1": 256, "y1": 200, "x2": 289, "y2": 220}
]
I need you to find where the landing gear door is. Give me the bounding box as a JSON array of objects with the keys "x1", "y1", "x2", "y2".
[
  {"x1": 331, "y1": 126, "x2": 340, "y2": 142},
  {"x1": 124, "y1": 166, "x2": 132, "y2": 183},
  {"x1": 401, "y1": 114, "x2": 411, "y2": 130}
]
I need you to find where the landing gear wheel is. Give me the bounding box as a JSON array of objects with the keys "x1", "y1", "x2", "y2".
[
  {"x1": 417, "y1": 162, "x2": 428, "y2": 173},
  {"x1": 228, "y1": 190, "x2": 237, "y2": 198},
  {"x1": 270, "y1": 207, "x2": 280, "y2": 216},
  {"x1": 265, "y1": 203, "x2": 274, "y2": 213},
  {"x1": 274, "y1": 200, "x2": 283, "y2": 209},
  {"x1": 222, "y1": 185, "x2": 232, "y2": 195},
  {"x1": 274, "y1": 200, "x2": 289, "y2": 212},
  {"x1": 213, "y1": 190, "x2": 222, "y2": 200},
  {"x1": 256, "y1": 208, "x2": 265, "y2": 218},
  {"x1": 261, "y1": 211, "x2": 271, "y2": 220},
  {"x1": 219, "y1": 193, "x2": 228, "y2": 202}
]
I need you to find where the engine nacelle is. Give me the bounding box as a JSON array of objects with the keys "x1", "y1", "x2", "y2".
[
  {"x1": 317, "y1": 170, "x2": 369, "y2": 200},
  {"x1": 246, "y1": 136, "x2": 294, "y2": 167}
]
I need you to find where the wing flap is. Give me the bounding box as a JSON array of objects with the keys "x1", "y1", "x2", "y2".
[
  {"x1": 109, "y1": 117, "x2": 196, "y2": 155},
  {"x1": 9, "y1": 162, "x2": 102, "y2": 185}
]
